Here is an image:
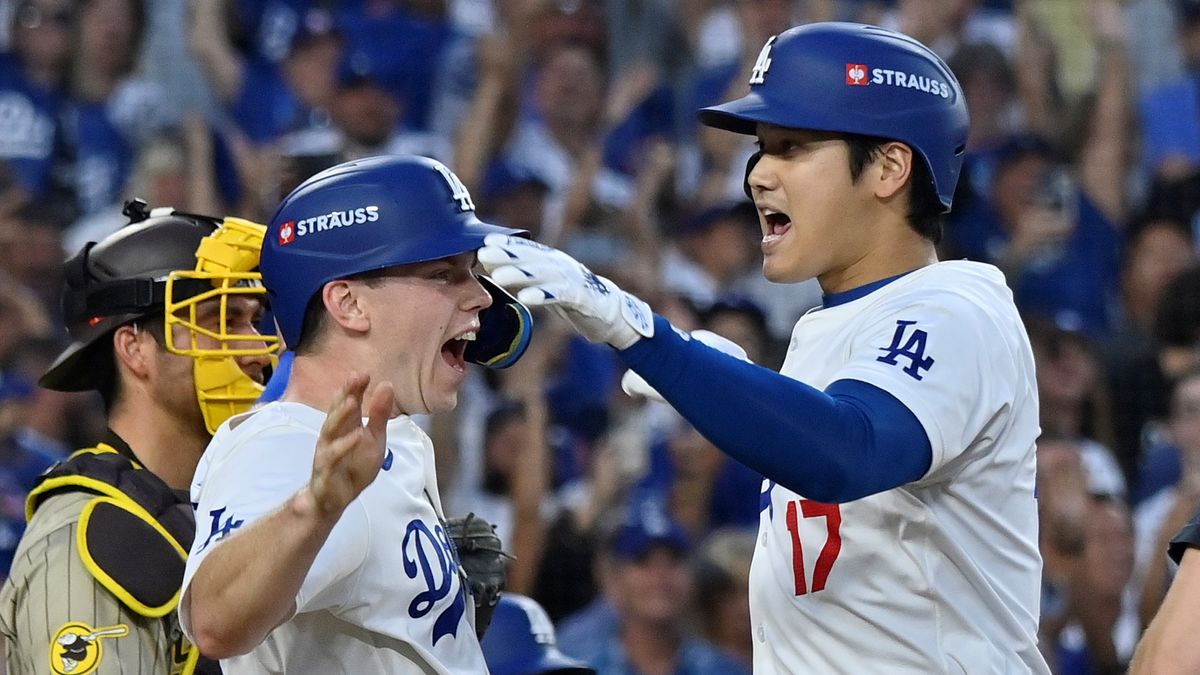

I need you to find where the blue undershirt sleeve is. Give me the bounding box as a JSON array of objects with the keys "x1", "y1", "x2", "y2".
[{"x1": 619, "y1": 315, "x2": 932, "y2": 503}]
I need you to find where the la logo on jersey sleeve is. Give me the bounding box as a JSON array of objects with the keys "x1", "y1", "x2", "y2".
[
  {"x1": 50, "y1": 622, "x2": 128, "y2": 674},
  {"x1": 876, "y1": 319, "x2": 934, "y2": 380}
]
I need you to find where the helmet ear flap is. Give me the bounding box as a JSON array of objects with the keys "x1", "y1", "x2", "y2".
[
  {"x1": 464, "y1": 275, "x2": 533, "y2": 369},
  {"x1": 743, "y1": 151, "x2": 762, "y2": 201}
]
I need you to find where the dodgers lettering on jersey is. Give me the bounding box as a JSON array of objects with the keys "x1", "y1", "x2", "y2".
[
  {"x1": 180, "y1": 403, "x2": 486, "y2": 675},
  {"x1": 402, "y1": 518, "x2": 468, "y2": 644},
  {"x1": 751, "y1": 261, "x2": 1048, "y2": 674}
]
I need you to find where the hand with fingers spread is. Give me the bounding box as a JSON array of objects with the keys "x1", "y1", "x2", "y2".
[
  {"x1": 477, "y1": 234, "x2": 654, "y2": 349},
  {"x1": 304, "y1": 373, "x2": 395, "y2": 518}
]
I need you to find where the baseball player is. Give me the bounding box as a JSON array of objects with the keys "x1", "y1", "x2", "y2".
[
  {"x1": 0, "y1": 201, "x2": 277, "y2": 674},
  {"x1": 179, "y1": 155, "x2": 532, "y2": 674},
  {"x1": 479, "y1": 22, "x2": 1048, "y2": 673}
]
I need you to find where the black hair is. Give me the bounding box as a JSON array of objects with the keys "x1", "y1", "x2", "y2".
[
  {"x1": 843, "y1": 133, "x2": 945, "y2": 244},
  {"x1": 1156, "y1": 265, "x2": 1200, "y2": 348}
]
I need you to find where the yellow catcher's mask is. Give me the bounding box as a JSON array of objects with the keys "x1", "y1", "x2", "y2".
[{"x1": 164, "y1": 217, "x2": 280, "y2": 433}]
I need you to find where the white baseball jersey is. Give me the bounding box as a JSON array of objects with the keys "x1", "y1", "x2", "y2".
[
  {"x1": 180, "y1": 402, "x2": 488, "y2": 675},
  {"x1": 751, "y1": 261, "x2": 1048, "y2": 673}
]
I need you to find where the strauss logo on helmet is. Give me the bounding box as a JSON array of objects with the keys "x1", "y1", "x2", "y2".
[{"x1": 846, "y1": 64, "x2": 868, "y2": 85}]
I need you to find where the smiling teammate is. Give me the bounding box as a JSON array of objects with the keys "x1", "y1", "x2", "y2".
[
  {"x1": 179, "y1": 155, "x2": 531, "y2": 674},
  {"x1": 479, "y1": 22, "x2": 1047, "y2": 673}
]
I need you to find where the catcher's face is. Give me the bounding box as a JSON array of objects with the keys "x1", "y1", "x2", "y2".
[
  {"x1": 361, "y1": 253, "x2": 491, "y2": 415},
  {"x1": 149, "y1": 296, "x2": 271, "y2": 436}
]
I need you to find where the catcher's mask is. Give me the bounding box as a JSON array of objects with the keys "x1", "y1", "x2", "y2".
[{"x1": 41, "y1": 200, "x2": 280, "y2": 433}]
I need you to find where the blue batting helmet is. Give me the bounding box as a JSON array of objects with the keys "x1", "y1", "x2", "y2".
[
  {"x1": 481, "y1": 595, "x2": 595, "y2": 675},
  {"x1": 698, "y1": 22, "x2": 969, "y2": 210},
  {"x1": 262, "y1": 155, "x2": 529, "y2": 355}
]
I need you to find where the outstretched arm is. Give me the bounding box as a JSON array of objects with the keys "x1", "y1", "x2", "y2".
[
  {"x1": 479, "y1": 236, "x2": 931, "y2": 503},
  {"x1": 183, "y1": 373, "x2": 392, "y2": 658}
]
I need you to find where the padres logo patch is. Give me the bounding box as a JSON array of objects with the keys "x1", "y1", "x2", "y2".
[{"x1": 50, "y1": 622, "x2": 129, "y2": 674}]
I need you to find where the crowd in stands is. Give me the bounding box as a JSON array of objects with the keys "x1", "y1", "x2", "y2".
[{"x1": 0, "y1": 0, "x2": 1197, "y2": 672}]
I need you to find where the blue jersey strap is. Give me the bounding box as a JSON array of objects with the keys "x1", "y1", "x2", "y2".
[{"x1": 619, "y1": 315, "x2": 931, "y2": 503}]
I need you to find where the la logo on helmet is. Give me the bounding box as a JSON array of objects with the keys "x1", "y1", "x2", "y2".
[
  {"x1": 749, "y1": 35, "x2": 777, "y2": 85},
  {"x1": 433, "y1": 163, "x2": 476, "y2": 213}
]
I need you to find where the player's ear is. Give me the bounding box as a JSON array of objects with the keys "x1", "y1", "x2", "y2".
[
  {"x1": 112, "y1": 323, "x2": 155, "y2": 380},
  {"x1": 322, "y1": 279, "x2": 370, "y2": 335},
  {"x1": 873, "y1": 141, "x2": 913, "y2": 202}
]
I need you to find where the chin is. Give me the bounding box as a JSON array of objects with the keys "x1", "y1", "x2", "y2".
[
  {"x1": 426, "y1": 392, "x2": 460, "y2": 415},
  {"x1": 762, "y1": 259, "x2": 806, "y2": 284}
]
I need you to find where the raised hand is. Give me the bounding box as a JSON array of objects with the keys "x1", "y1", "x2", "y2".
[
  {"x1": 478, "y1": 235, "x2": 654, "y2": 349},
  {"x1": 307, "y1": 373, "x2": 394, "y2": 518}
]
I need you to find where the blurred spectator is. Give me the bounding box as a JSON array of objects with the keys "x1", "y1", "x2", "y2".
[
  {"x1": 336, "y1": 0, "x2": 454, "y2": 132},
  {"x1": 692, "y1": 528, "x2": 755, "y2": 667},
  {"x1": 1131, "y1": 264, "x2": 1200, "y2": 504},
  {"x1": 689, "y1": 0, "x2": 798, "y2": 205},
  {"x1": 64, "y1": 121, "x2": 231, "y2": 253},
  {"x1": 697, "y1": 297, "x2": 770, "y2": 367},
  {"x1": 948, "y1": 136, "x2": 1122, "y2": 336},
  {"x1": 191, "y1": 1, "x2": 340, "y2": 146},
  {"x1": 331, "y1": 48, "x2": 452, "y2": 162},
  {"x1": 478, "y1": 159, "x2": 551, "y2": 237},
  {"x1": 0, "y1": 199, "x2": 70, "y2": 312},
  {"x1": 660, "y1": 203, "x2": 759, "y2": 312},
  {"x1": 1155, "y1": 264, "x2": 1200, "y2": 381},
  {"x1": 0, "y1": 0, "x2": 74, "y2": 201},
  {"x1": 64, "y1": 0, "x2": 175, "y2": 216},
  {"x1": 1139, "y1": 0, "x2": 1200, "y2": 180},
  {"x1": 483, "y1": 593, "x2": 597, "y2": 675},
  {"x1": 502, "y1": 41, "x2": 626, "y2": 244},
  {"x1": 879, "y1": 0, "x2": 1016, "y2": 60},
  {"x1": 1037, "y1": 437, "x2": 1137, "y2": 674},
  {"x1": 557, "y1": 494, "x2": 750, "y2": 675},
  {"x1": 1054, "y1": 495, "x2": 1139, "y2": 675},
  {"x1": 3, "y1": 334, "x2": 92, "y2": 453},
  {"x1": 1104, "y1": 213, "x2": 1196, "y2": 476},
  {"x1": 0, "y1": 371, "x2": 60, "y2": 582},
  {"x1": 1134, "y1": 367, "x2": 1200, "y2": 626},
  {"x1": 1027, "y1": 317, "x2": 1120, "y2": 466},
  {"x1": 190, "y1": 0, "x2": 341, "y2": 218},
  {"x1": 947, "y1": 0, "x2": 1131, "y2": 336}
]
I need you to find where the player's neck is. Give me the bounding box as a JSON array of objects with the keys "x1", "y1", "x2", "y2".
[
  {"x1": 108, "y1": 400, "x2": 208, "y2": 491},
  {"x1": 280, "y1": 353, "x2": 353, "y2": 414},
  {"x1": 818, "y1": 232, "x2": 937, "y2": 295},
  {"x1": 283, "y1": 349, "x2": 405, "y2": 418}
]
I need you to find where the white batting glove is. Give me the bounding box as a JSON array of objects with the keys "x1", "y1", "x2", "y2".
[
  {"x1": 620, "y1": 329, "x2": 751, "y2": 402},
  {"x1": 478, "y1": 235, "x2": 654, "y2": 349}
]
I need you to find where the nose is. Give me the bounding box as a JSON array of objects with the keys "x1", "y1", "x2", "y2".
[
  {"x1": 232, "y1": 325, "x2": 275, "y2": 384},
  {"x1": 746, "y1": 152, "x2": 778, "y2": 196},
  {"x1": 464, "y1": 275, "x2": 493, "y2": 313}
]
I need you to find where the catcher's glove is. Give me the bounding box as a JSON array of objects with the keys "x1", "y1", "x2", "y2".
[{"x1": 447, "y1": 513, "x2": 513, "y2": 638}]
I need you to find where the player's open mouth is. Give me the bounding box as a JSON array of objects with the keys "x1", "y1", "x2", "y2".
[
  {"x1": 763, "y1": 210, "x2": 792, "y2": 235},
  {"x1": 440, "y1": 330, "x2": 477, "y2": 372}
]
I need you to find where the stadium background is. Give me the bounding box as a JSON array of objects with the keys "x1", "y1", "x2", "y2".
[{"x1": 0, "y1": 0, "x2": 1197, "y2": 672}]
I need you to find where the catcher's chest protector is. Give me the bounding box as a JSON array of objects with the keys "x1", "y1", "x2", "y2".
[{"x1": 27, "y1": 443, "x2": 221, "y2": 675}]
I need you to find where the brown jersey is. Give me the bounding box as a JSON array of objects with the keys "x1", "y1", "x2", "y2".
[{"x1": 0, "y1": 442, "x2": 216, "y2": 674}]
